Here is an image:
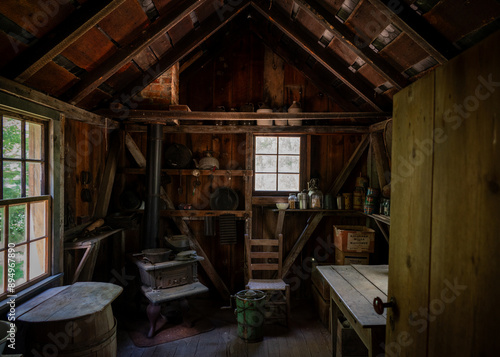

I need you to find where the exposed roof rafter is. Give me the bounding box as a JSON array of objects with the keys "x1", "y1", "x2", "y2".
[
  {"x1": 65, "y1": 0, "x2": 209, "y2": 105},
  {"x1": 293, "y1": 0, "x2": 408, "y2": 90},
  {"x1": 248, "y1": 18, "x2": 360, "y2": 112},
  {"x1": 104, "y1": 1, "x2": 251, "y2": 113},
  {"x1": 365, "y1": 0, "x2": 459, "y2": 63},
  {"x1": 251, "y1": 1, "x2": 390, "y2": 112},
  {"x1": 3, "y1": 0, "x2": 127, "y2": 83}
]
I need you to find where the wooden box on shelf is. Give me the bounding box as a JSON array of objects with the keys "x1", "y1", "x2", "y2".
[
  {"x1": 335, "y1": 248, "x2": 369, "y2": 265},
  {"x1": 333, "y1": 225, "x2": 375, "y2": 253}
]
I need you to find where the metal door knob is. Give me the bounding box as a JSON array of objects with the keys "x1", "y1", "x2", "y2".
[{"x1": 373, "y1": 297, "x2": 396, "y2": 315}]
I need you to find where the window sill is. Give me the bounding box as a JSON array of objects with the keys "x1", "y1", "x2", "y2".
[
  {"x1": 0, "y1": 273, "x2": 63, "y2": 317},
  {"x1": 252, "y1": 196, "x2": 289, "y2": 205}
]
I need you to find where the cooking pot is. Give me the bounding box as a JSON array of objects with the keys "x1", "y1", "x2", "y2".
[
  {"x1": 195, "y1": 151, "x2": 219, "y2": 170},
  {"x1": 165, "y1": 144, "x2": 192, "y2": 169},
  {"x1": 210, "y1": 187, "x2": 239, "y2": 210}
]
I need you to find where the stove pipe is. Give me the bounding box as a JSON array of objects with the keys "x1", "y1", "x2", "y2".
[{"x1": 143, "y1": 124, "x2": 163, "y2": 249}]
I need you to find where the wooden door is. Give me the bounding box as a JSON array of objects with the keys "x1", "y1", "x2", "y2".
[
  {"x1": 387, "y1": 71, "x2": 435, "y2": 357},
  {"x1": 387, "y1": 30, "x2": 500, "y2": 356}
]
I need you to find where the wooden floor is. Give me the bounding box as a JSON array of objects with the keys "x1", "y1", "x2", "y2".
[{"x1": 116, "y1": 298, "x2": 332, "y2": 357}]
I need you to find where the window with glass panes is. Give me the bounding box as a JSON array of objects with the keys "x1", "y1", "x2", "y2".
[
  {"x1": 254, "y1": 136, "x2": 301, "y2": 192},
  {"x1": 0, "y1": 115, "x2": 50, "y2": 297}
]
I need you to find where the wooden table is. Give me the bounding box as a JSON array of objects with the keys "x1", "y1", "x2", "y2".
[
  {"x1": 17, "y1": 282, "x2": 122, "y2": 356},
  {"x1": 316, "y1": 265, "x2": 388, "y2": 357}
]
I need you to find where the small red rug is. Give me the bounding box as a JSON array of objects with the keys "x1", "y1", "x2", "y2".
[{"x1": 127, "y1": 315, "x2": 215, "y2": 347}]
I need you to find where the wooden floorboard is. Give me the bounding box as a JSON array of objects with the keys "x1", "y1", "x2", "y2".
[{"x1": 116, "y1": 298, "x2": 332, "y2": 357}]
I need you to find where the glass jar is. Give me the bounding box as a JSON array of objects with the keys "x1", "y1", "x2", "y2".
[
  {"x1": 288, "y1": 193, "x2": 297, "y2": 209},
  {"x1": 310, "y1": 189, "x2": 323, "y2": 209},
  {"x1": 298, "y1": 190, "x2": 308, "y2": 209}
]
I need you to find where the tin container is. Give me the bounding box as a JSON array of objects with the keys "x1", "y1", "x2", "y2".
[
  {"x1": 298, "y1": 190, "x2": 308, "y2": 209},
  {"x1": 343, "y1": 193, "x2": 353, "y2": 210},
  {"x1": 353, "y1": 188, "x2": 365, "y2": 211},
  {"x1": 337, "y1": 195, "x2": 345, "y2": 210},
  {"x1": 366, "y1": 187, "x2": 380, "y2": 197}
]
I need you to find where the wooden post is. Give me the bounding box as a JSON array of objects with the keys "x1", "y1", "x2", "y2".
[
  {"x1": 370, "y1": 132, "x2": 390, "y2": 189},
  {"x1": 94, "y1": 133, "x2": 120, "y2": 218}
]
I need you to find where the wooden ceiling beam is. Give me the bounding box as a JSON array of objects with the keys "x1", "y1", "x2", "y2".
[
  {"x1": 365, "y1": 0, "x2": 458, "y2": 63},
  {"x1": 294, "y1": 0, "x2": 408, "y2": 90},
  {"x1": 0, "y1": 76, "x2": 117, "y2": 128},
  {"x1": 3, "y1": 0, "x2": 127, "y2": 83},
  {"x1": 251, "y1": 1, "x2": 390, "y2": 112},
  {"x1": 97, "y1": 109, "x2": 389, "y2": 121},
  {"x1": 66, "y1": 0, "x2": 208, "y2": 105},
  {"x1": 104, "y1": 2, "x2": 251, "y2": 115}
]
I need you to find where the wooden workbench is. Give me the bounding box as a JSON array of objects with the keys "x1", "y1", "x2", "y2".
[{"x1": 316, "y1": 265, "x2": 388, "y2": 357}]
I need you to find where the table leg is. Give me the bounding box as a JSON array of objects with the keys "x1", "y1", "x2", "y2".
[
  {"x1": 146, "y1": 303, "x2": 162, "y2": 338},
  {"x1": 331, "y1": 298, "x2": 340, "y2": 357},
  {"x1": 369, "y1": 326, "x2": 386, "y2": 357}
]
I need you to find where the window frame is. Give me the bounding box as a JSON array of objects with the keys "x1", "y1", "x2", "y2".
[
  {"x1": 253, "y1": 134, "x2": 306, "y2": 196},
  {"x1": 0, "y1": 114, "x2": 51, "y2": 299}
]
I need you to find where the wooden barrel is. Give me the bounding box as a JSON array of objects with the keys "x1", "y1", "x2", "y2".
[{"x1": 18, "y1": 282, "x2": 122, "y2": 357}]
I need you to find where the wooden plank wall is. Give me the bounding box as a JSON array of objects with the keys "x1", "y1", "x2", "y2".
[
  {"x1": 180, "y1": 33, "x2": 341, "y2": 112},
  {"x1": 64, "y1": 119, "x2": 109, "y2": 226},
  {"x1": 428, "y1": 31, "x2": 500, "y2": 356},
  {"x1": 388, "y1": 31, "x2": 500, "y2": 355}
]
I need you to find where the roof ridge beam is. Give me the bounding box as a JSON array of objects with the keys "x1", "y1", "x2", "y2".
[{"x1": 251, "y1": 1, "x2": 390, "y2": 112}]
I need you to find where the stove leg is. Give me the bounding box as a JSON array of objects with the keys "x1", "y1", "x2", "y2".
[{"x1": 147, "y1": 303, "x2": 161, "y2": 338}]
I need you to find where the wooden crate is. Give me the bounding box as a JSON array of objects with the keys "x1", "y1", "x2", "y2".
[
  {"x1": 311, "y1": 284, "x2": 330, "y2": 332},
  {"x1": 334, "y1": 225, "x2": 375, "y2": 253},
  {"x1": 335, "y1": 248, "x2": 369, "y2": 265},
  {"x1": 312, "y1": 266, "x2": 330, "y2": 300},
  {"x1": 336, "y1": 318, "x2": 368, "y2": 357}
]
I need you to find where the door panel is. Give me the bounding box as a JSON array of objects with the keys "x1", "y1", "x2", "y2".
[
  {"x1": 388, "y1": 73, "x2": 435, "y2": 357},
  {"x1": 429, "y1": 31, "x2": 500, "y2": 356}
]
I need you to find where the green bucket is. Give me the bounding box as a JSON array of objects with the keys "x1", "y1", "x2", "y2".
[{"x1": 234, "y1": 289, "x2": 266, "y2": 342}]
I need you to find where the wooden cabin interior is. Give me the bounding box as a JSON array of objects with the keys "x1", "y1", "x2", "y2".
[{"x1": 0, "y1": 0, "x2": 499, "y2": 356}]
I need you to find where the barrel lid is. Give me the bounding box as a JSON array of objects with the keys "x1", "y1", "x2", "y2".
[
  {"x1": 17, "y1": 282, "x2": 123, "y2": 322},
  {"x1": 236, "y1": 289, "x2": 266, "y2": 300}
]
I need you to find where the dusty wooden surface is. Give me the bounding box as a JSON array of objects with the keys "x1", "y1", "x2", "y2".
[{"x1": 17, "y1": 282, "x2": 123, "y2": 322}]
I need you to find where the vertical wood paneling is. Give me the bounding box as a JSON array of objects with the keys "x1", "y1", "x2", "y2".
[
  {"x1": 181, "y1": 33, "x2": 335, "y2": 112},
  {"x1": 429, "y1": 31, "x2": 500, "y2": 356},
  {"x1": 388, "y1": 72, "x2": 435, "y2": 357},
  {"x1": 64, "y1": 120, "x2": 107, "y2": 225}
]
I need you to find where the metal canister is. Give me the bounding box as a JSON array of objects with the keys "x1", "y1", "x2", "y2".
[
  {"x1": 324, "y1": 194, "x2": 333, "y2": 210},
  {"x1": 298, "y1": 190, "x2": 308, "y2": 209},
  {"x1": 337, "y1": 195, "x2": 345, "y2": 210},
  {"x1": 235, "y1": 290, "x2": 266, "y2": 342},
  {"x1": 353, "y1": 187, "x2": 365, "y2": 211},
  {"x1": 343, "y1": 193, "x2": 353, "y2": 210}
]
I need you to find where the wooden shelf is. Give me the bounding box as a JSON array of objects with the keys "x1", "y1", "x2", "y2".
[
  {"x1": 122, "y1": 168, "x2": 252, "y2": 176},
  {"x1": 160, "y1": 210, "x2": 250, "y2": 218},
  {"x1": 270, "y1": 208, "x2": 365, "y2": 217},
  {"x1": 125, "y1": 124, "x2": 372, "y2": 134},
  {"x1": 368, "y1": 214, "x2": 390, "y2": 225}
]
